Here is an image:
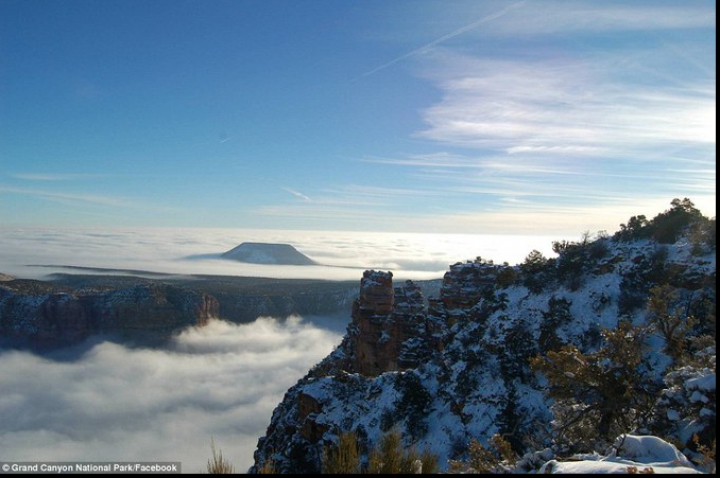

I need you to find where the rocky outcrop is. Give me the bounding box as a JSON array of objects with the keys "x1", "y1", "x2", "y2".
[
  {"x1": 250, "y1": 219, "x2": 716, "y2": 474},
  {"x1": 80, "y1": 284, "x2": 217, "y2": 332},
  {"x1": 349, "y1": 271, "x2": 398, "y2": 375},
  {"x1": 347, "y1": 271, "x2": 437, "y2": 375},
  {"x1": 0, "y1": 281, "x2": 218, "y2": 347},
  {"x1": 345, "y1": 265, "x2": 496, "y2": 375},
  {"x1": 297, "y1": 391, "x2": 329, "y2": 443},
  {"x1": 441, "y1": 262, "x2": 499, "y2": 322}
]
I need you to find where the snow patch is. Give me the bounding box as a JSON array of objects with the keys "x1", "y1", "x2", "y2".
[
  {"x1": 221, "y1": 242, "x2": 317, "y2": 266},
  {"x1": 540, "y1": 435, "x2": 701, "y2": 474}
]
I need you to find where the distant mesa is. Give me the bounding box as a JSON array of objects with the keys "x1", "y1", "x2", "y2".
[{"x1": 221, "y1": 243, "x2": 317, "y2": 266}]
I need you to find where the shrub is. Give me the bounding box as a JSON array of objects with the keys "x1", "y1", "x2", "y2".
[
  {"x1": 256, "y1": 459, "x2": 276, "y2": 475},
  {"x1": 614, "y1": 198, "x2": 707, "y2": 244},
  {"x1": 615, "y1": 215, "x2": 651, "y2": 242},
  {"x1": 448, "y1": 434, "x2": 517, "y2": 473},
  {"x1": 500, "y1": 318, "x2": 537, "y2": 379},
  {"x1": 521, "y1": 250, "x2": 549, "y2": 275},
  {"x1": 619, "y1": 278, "x2": 648, "y2": 317},
  {"x1": 588, "y1": 235, "x2": 610, "y2": 261},
  {"x1": 530, "y1": 321, "x2": 659, "y2": 448},
  {"x1": 496, "y1": 266, "x2": 519, "y2": 289},
  {"x1": 693, "y1": 435, "x2": 716, "y2": 474},
  {"x1": 322, "y1": 431, "x2": 360, "y2": 474},
  {"x1": 521, "y1": 250, "x2": 553, "y2": 293},
  {"x1": 366, "y1": 428, "x2": 439, "y2": 474},
  {"x1": 652, "y1": 198, "x2": 701, "y2": 244},
  {"x1": 539, "y1": 297, "x2": 573, "y2": 353},
  {"x1": 553, "y1": 235, "x2": 591, "y2": 289},
  {"x1": 380, "y1": 408, "x2": 396, "y2": 432},
  {"x1": 689, "y1": 217, "x2": 716, "y2": 255},
  {"x1": 395, "y1": 372, "x2": 431, "y2": 440},
  {"x1": 646, "y1": 285, "x2": 695, "y2": 362}
]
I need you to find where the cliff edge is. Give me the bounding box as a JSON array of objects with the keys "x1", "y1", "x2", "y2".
[{"x1": 250, "y1": 202, "x2": 716, "y2": 473}]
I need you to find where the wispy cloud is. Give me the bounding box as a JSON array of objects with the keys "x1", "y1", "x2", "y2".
[
  {"x1": 273, "y1": 1, "x2": 715, "y2": 234},
  {"x1": 255, "y1": 191, "x2": 715, "y2": 236},
  {"x1": 255, "y1": 184, "x2": 431, "y2": 231},
  {"x1": 275, "y1": 184, "x2": 439, "y2": 218},
  {"x1": 363, "y1": 1, "x2": 713, "y2": 78},
  {"x1": 278, "y1": 183, "x2": 442, "y2": 211},
  {"x1": 363, "y1": 1, "x2": 526, "y2": 77},
  {"x1": 467, "y1": 1, "x2": 716, "y2": 37},
  {"x1": 323, "y1": 184, "x2": 444, "y2": 199},
  {"x1": 417, "y1": 53, "x2": 715, "y2": 151},
  {"x1": 362, "y1": 152, "x2": 486, "y2": 169},
  {"x1": 386, "y1": 38, "x2": 716, "y2": 211},
  {"x1": 382, "y1": 155, "x2": 713, "y2": 210},
  {"x1": 0, "y1": 185, "x2": 134, "y2": 208},
  {"x1": 10, "y1": 173, "x2": 105, "y2": 181},
  {"x1": 282, "y1": 187, "x2": 311, "y2": 202}
]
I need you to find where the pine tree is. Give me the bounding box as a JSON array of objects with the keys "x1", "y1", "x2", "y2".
[{"x1": 530, "y1": 321, "x2": 659, "y2": 448}]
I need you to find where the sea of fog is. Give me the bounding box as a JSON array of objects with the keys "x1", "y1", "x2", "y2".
[
  {"x1": 0, "y1": 228, "x2": 567, "y2": 473},
  {"x1": 0, "y1": 227, "x2": 565, "y2": 281},
  {"x1": 0, "y1": 318, "x2": 341, "y2": 473}
]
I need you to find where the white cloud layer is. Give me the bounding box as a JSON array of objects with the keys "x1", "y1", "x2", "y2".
[
  {"x1": 0, "y1": 317, "x2": 342, "y2": 473},
  {"x1": 0, "y1": 227, "x2": 565, "y2": 281}
]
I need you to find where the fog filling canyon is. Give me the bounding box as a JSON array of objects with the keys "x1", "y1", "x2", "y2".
[
  {"x1": 0, "y1": 318, "x2": 341, "y2": 473},
  {"x1": 0, "y1": 228, "x2": 563, "y2": 472}
]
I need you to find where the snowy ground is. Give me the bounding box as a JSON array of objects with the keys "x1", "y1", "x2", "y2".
[{"x1": 540, "y1": 435, "x2": 706, "y2": 474}]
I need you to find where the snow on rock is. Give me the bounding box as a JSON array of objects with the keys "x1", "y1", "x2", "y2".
[
  {"x1": 654, "y1": 359, "x2": 716, "y2": 447},
  {"x1": 221, "y1": 242, "x2": 317, "y2": 265},
  {"x1": 613, "y1": 435, "x2": 694, "y2": 467},
  {"x1": 250, "y1": 220, "x2": 716, "y2": 474},
  {"x1": 687, "y1": 373, "x2": 716, "y2": 393},
  {"x1": 540, "y1": 435, "x2": 701, "y2": 474}
]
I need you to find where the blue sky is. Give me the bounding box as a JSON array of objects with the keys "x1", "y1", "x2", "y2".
[{"x1": 1, "y1": 0, "x2": 715, "y2": 235}]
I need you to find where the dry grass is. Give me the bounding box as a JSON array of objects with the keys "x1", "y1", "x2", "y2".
[{"x1": 206, "y1": 438, "x2": 235, "y2": 474}]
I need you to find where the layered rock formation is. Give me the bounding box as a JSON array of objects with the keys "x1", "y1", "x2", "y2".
[
  {"x1": 0, "y1": 280, "x2": 218, "y2": 347},
  {"x1": 347, "y1": 271, "x2": 440, "y2": 375},
  {"x1": 440, "y1": 262, "x2": 499, "y2": 320},
  {"x1": 0, "y1": 274, "x2": 366, "y2": 347}
]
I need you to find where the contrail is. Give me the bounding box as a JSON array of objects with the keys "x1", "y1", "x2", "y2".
[
  {"x1": 363, "y1": 1, "x2": 526, "y2": 77},
  {"x1": 283, "y1": 187, "x2": 311, "y2": 202}
]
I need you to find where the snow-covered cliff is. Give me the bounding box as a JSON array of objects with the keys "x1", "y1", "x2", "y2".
[{"x1": 250, "y1": 204, "x2": 716, "y2": 473}]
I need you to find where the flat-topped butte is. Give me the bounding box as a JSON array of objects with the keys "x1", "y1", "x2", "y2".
[{"x1": 221, "y1": 242, "x2": 317, "y2": 266}]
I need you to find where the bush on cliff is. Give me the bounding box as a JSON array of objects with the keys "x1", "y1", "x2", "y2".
[{"x1": 321, "y1": 428, "x2": 439, "y2": 474}]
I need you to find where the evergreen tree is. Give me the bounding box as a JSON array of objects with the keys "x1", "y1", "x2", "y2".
[{"x1": 530, "y1": 321, "x2": 659, "y2": 448}]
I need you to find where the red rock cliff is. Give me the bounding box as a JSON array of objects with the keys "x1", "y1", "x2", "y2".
[{"x1": 349, "y1": 271, "x2": 432, "y2": 376}]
